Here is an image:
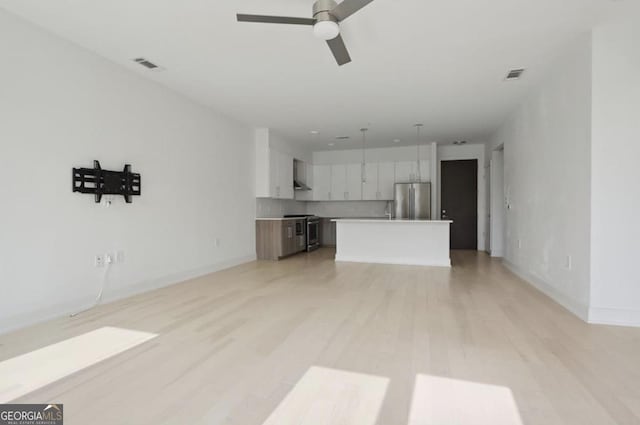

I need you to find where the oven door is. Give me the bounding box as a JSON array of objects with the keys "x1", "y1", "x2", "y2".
[
  {"x1": 295, "y1": 221, "x2": 304, "y2": 236},
  {"x1": 307, "y1": 219, "x2": 320, "y2": 251}
]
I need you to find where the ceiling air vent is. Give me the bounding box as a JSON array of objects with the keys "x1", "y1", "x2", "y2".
[
  {"x1": 133, "y1": 58, "x2": 164, "y2": 71},
  {"x1": 505, "y1": 68, "x2": 525, "y2": 81},
  {"x1": 335, "y1": 136, "x2": 350, "y2": 140}
]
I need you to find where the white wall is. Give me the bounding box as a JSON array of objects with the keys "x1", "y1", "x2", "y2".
[
  {"x1": 0, "y1": 10, "x2": 256, "y2": 333},
  {"x1": 589, "y1": 5, "x2": 640, "y2": 326},
  {"x1": 269, "y1": 130, "x2": 312, "y2": 163},
  {"x1": 488, "y1": 35, "x2": 593, "y2": 319}
]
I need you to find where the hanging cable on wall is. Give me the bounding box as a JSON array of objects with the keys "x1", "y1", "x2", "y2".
[{"x1": 70, "y1": 254, "x2": 113, "y2": 317}]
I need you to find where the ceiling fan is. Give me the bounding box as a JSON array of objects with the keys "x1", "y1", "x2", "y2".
[{"x1": 237, "y1": 0, "x2": 374, "y2": 66}]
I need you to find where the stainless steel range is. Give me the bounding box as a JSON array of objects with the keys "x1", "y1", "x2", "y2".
[{"x1": 284, "y1": 215, "x2": 320, "y2": 252}]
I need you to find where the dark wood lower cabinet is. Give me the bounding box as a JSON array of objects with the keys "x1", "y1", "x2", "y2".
[
  {"x1": 256, "y1": 219, "x2": 305, "y2": 260},
  {"x1": 320, "y1": 218, "x2": 337, "y2": 247}
]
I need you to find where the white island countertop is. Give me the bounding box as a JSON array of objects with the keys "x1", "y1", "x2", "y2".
[
  {"x1": 255, "y1": 217, "x2": 301, "y2": 221},
  {"x1": 332, "y1": 219, "x2": 453, "y2": 224}
]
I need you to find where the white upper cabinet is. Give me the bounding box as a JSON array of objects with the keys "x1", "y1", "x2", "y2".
[
  {"x1": 313, "y1": 164, "x2": 331, "y2": 201},
  {"x1": 330, "y1": 164, "x2": 347, "y2": 201},
  {"x1": 362, "y1": 161, "x2": 396, "y2": 201},
  {"x1": 266, "y1": 149, "x2": 293, "y2": 199},
  {"x1": 255, "y1": 130, "x2": 294, "y2": 199},
  {"x1": 345, "y1": 163, "x2": 363, "y2": 201},
  {"x1": 279, "y1": 151, "x2": 294, "y2": 199},
  {"x1": 362, "y1": 163, "x2": 379, "y2": 201},
  {"x1": 271, "y1": 156, "x2": 429, "y2": 203},
  {"x1": 378, "y1": 162, "x2": 396, "y2": 200},
  {"x1": 268, "y1": 149, "x2": 279, "y2": 197}
]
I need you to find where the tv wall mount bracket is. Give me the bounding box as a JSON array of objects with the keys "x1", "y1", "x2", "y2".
[{"x1": 72, "y1": 160, "x2": 141, "y2": 203}]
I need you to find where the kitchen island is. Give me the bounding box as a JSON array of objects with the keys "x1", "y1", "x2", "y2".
[{"x1": 332, "y1": 219, "x2": 453, "y2": 267}]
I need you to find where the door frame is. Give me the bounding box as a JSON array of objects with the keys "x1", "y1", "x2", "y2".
[
  {"x1": 489, "y1": 145, "x2": 505, "y2": 257},
  {"x1": 437, "y1": 144, "x2": 486, "y2": 251}
]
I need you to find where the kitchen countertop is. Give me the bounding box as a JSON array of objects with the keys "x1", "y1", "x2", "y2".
[
  {"x1": 320, "y1": 216, "x2": 388, "y2": 220},
  {"x1": 256, "y1": 216, "x2": 389, "y2": 221},
  {"x1": 332, "y1": 219, "x2": 453, "y2": 223},
  {"x1": 255, "y1": 217, "x2": 303, "y2": 221}
]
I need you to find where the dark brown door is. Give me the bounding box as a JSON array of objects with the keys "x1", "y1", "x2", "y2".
[{"x1": 441, "y1": 160, "x2": 478, "y2": 249}]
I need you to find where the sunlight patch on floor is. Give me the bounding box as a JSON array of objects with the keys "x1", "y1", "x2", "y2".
[
  {"x1": 408, "y1": 374, "x2": 524, "y2": 425},
  {"x1": 0, "y1": 326, "x2": 157, "y2": 402},
  {"x1": 262, "y1": 366, "x2": 389, "y2": 425}
]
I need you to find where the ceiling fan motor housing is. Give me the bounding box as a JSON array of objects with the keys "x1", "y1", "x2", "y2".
[{"x1": 313, "y1": 0, "x2": 339, "y2": 23}]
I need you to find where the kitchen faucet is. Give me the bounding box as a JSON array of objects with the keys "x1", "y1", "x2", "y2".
[{"x1": 385, "y1": 201, "x2": 393, "y2": 220}]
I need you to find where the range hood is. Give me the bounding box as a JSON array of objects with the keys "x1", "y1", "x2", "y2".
[
  {"x1": 294, "y1": 180, "x2": 311, "y2": 191},
  {"x1": 293, "y1": 159, "x2": 311, "y2": 191}
]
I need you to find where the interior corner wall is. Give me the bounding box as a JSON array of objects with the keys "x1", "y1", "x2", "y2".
[
  {"x1": 268, "y1": 130, "x2": 313, "y2": 163},
  {"x1": 488, "y1": 35, "x2": 593, "y2": 320},
  {"x1": 589, "y1": 5, "x2": 640, "y2": 326},
  {"x1": 0, "y1": 10, "x2": 256, "y2": 334}
]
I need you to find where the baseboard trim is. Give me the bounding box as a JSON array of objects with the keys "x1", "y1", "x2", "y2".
[
  {"x1": 335, "y1": 255, "x2": 451, "y2": 268},
  {"x1": 102, "y1": 254, "x2": 256, "y2": 304},
  {"x1": 503, "y1": 260, "x2": 589, "y2": 322},
  {"x1": 588, "y1": 307, "x2": 640, "y2": 327},
  {"x1": 0, "y1": 254, "x2": 256, "y2": 336}
]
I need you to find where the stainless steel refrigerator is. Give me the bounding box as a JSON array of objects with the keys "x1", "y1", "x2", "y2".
[{"x1": 394, "y1": 183, "x2": 431, "y2": 220}]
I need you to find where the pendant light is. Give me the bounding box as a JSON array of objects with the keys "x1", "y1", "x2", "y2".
[
  {"x1": 414, "y1": 124, "x2": 423, "y2": 182},
  {"x1": 361, "y1": 128, "x2": 368, "y2": 184}
]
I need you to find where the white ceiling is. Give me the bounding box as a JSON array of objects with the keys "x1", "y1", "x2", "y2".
[{"x1": 0, "y1": 0, "x2": 617, "y2": 150}]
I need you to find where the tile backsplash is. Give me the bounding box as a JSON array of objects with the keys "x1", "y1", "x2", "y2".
[
  {"x1": 306, "y1": 201, "x2": 391, "y2": 218},
  {"x1": 256, "y1": 198, "x2": 307, "y2": 218},
  {"x1": 256, "y1": 198, "x2": 391, "y2": 219}
]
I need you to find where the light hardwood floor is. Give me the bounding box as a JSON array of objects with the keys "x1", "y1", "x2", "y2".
[{"x1": 1, "y1": 249, "x2": 640, "y2": 425}]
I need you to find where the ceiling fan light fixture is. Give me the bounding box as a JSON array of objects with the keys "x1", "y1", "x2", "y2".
[{"x1": 313, "y1": 20, "x2": 340, "y2": 40}]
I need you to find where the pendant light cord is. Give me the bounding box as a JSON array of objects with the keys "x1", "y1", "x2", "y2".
[
  {"x1": 415, "y1": 124, "x2": 423, "y2": 182},
  {"x1": 361, "y1": 128, "x2": 368, "y2": 183}
]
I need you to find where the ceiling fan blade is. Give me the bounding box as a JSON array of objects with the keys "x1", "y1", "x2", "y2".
[
  {"x1": 330, "y1": 0, "x2": 374, "y2": 21},
  {"x1": 327, "y1": 35, "x2": 352, "y2": 66},
  {"x1": 236, "y1": 14, "x2": 315, "y2": 25}
]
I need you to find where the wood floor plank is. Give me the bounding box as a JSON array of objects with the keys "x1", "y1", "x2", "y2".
[
  {"x1": 262, "y1": 367, "x2": 389, "y2": 425},
  {"x1": 0, "y1": 326, "x2": 157, "y2": 403},
  {"x1": 0, "y1": 249, "x2": 639, "y2": 425}
]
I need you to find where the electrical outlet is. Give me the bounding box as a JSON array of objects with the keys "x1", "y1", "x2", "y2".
[
  {"x1": 95, "y1": 255, "x2": 105, "y2": 267},
  {"x1": 105, "y1": 253, "x2": 114, "y2": 265},
  {"x1": 116, "y1": 250, "x2": 125, "y2": 263}
]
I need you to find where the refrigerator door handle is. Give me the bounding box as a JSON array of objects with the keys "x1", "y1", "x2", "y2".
[
  {"x1": 413, "y1": 186, "x2": 417, "y2": 220},
  {"x1": 410, "y1": 186, "x2": 415, "y2": 220}
]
